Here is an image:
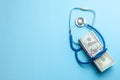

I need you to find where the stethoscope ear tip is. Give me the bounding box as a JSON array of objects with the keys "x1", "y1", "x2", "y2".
[{"x1": 75, "y1": 17, "x2": 86, "y2": 28}]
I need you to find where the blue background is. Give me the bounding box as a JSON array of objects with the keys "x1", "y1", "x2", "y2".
[{"x1": 0, "y1": 0, "x2": 120, "y2": 80}]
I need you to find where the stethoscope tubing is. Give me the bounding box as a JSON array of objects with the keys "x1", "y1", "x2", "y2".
[{"x1": 69, "y1": 8, "x2": 107, "y2": 64}]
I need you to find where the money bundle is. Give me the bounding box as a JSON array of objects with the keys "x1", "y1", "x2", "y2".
[{"x1": 79, "y1": 31, "x2": 114, "y2": 72}]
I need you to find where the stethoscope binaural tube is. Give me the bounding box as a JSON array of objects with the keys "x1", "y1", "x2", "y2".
[{"x1": 69, "y1": 8, "x2": 96, "y2": 45}]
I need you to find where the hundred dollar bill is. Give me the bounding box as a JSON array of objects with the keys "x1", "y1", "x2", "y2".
[{"x1": 79, "y1": 31, "x2": 114, "y2": 72}]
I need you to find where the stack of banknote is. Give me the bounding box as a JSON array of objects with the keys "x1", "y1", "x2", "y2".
[{"x1": 79, "y1": 31, "x2": 114, "y2": 72}]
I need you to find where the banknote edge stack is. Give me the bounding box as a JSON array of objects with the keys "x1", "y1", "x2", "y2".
[{"x1": 79, "y1": 31, "x2": 115, "y2": 72}]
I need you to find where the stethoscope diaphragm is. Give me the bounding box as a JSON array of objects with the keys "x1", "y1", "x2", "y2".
[{"x1": 75, "y1": 17, "x2": 86, "y2": 28}]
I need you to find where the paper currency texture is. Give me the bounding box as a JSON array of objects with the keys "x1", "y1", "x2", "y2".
[{"x1": 79, "y1": 31, "x2": 114, "y2": 72}]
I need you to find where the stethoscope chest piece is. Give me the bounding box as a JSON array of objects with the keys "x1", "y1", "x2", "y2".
[{"x1": 75, "y1": 17, "x2": 86, "y2": 28}]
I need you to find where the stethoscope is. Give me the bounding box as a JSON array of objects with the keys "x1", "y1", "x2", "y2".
[{"x1": 69, "y1": 8, "x2": 107, "y2": 64}]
